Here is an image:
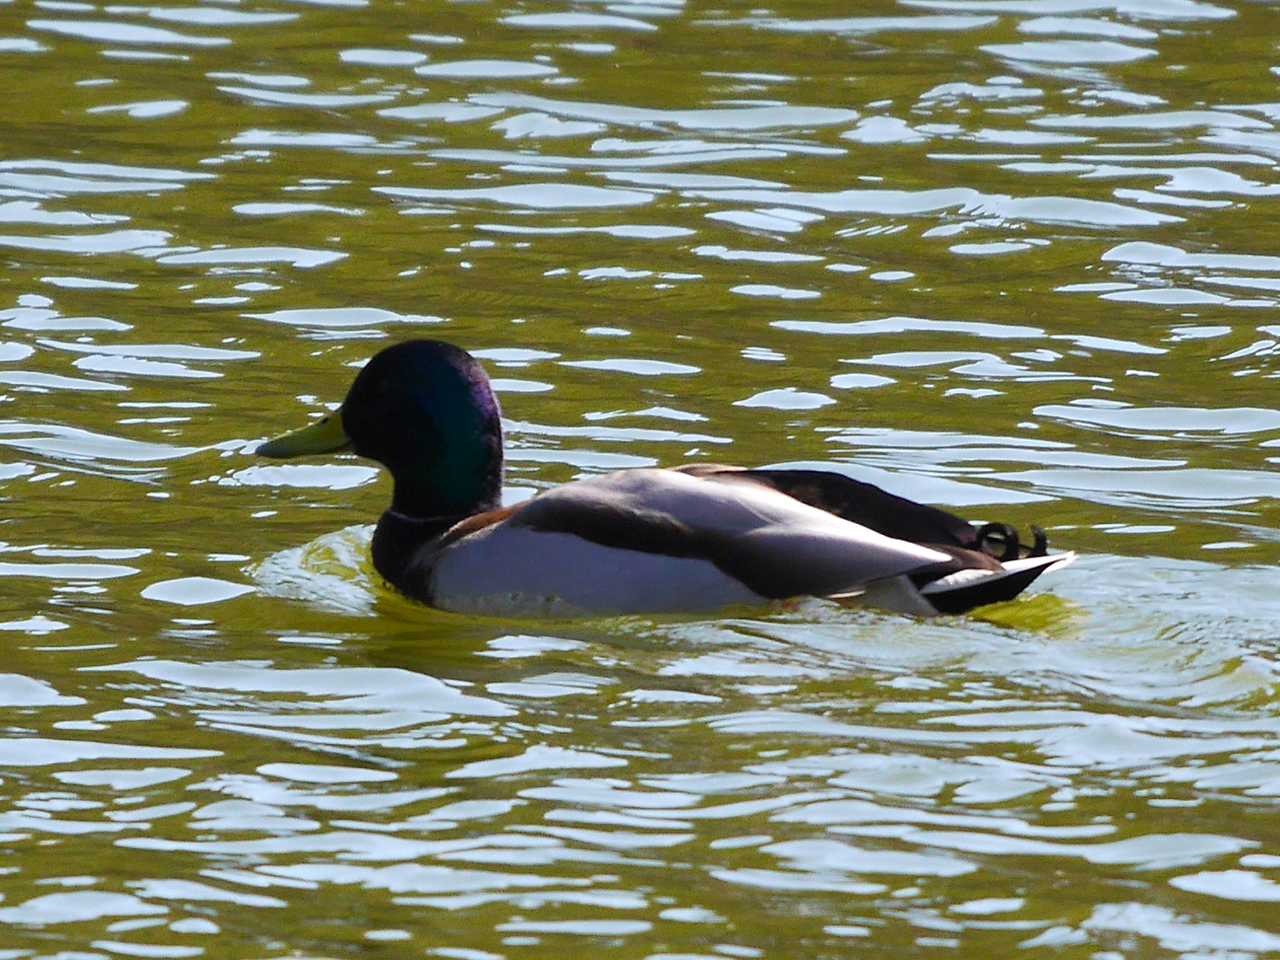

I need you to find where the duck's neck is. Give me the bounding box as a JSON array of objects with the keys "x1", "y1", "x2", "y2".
[
  {"x1": 375, "y1": 416, "x2": 503, "y2": 589},
  {"x1": 372, "y1": 510, "x2": 459, "y2": 590}
]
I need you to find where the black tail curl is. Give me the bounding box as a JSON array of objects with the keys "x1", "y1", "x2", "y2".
[{"x1": 974, "y1": 522, "x2": 1049, "y2": 561}]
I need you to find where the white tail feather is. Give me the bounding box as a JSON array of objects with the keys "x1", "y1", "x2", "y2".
[{"x1": 920, "y1": 552, "x2": 1076, "y2": 595}]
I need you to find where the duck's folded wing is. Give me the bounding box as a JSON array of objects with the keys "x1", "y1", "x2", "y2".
[
  {"x1": 676, "y1": 464, "x2": 981, "y2": 549},
  {"x1": 508, "y1": 468, "x2": 949, "y2": 599}
]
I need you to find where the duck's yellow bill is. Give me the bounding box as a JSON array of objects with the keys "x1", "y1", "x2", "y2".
[{"x1": 256, "y1": 412, "x2": 351, "y2": 458}]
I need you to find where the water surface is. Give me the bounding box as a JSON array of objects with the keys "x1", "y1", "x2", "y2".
[{"x1": 3, "y1": 0, "x2": 1280, "y2": 957}]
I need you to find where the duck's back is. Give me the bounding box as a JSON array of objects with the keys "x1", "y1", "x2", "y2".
[{"x1": 423, "y1": 468, "x2": 948, "y2": 617}]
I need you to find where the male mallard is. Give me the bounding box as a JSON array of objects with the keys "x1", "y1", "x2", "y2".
[{"x1": 257, "y1": 339, "x2": 1073, "y2": 618}]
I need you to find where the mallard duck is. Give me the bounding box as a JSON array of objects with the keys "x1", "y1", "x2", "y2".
[{"x1": 257, "y1": 339, "x2": 1073, "y2": 618}]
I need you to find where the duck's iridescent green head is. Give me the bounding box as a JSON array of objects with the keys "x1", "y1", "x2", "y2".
[{"x1": 258, "y1": 340, "x2": 503, "y2": 518}]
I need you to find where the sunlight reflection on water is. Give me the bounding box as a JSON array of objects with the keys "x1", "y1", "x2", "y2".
[{"x1": 3, "y1": 0, "x2": 1280, "y2": 955}]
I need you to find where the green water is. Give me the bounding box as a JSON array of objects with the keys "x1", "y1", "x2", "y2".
[{"x1": 3, "y1": 0, "x2": 1280, "y2": 956}]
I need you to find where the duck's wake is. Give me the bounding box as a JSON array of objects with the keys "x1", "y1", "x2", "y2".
[{"x1": 251, "y1": 524, "x2": 381, "y2": 616}]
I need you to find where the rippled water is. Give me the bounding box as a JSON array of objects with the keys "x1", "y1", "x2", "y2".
[{"x1": 4, "y1": 0, "x2": 1280, "y2": 956}]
